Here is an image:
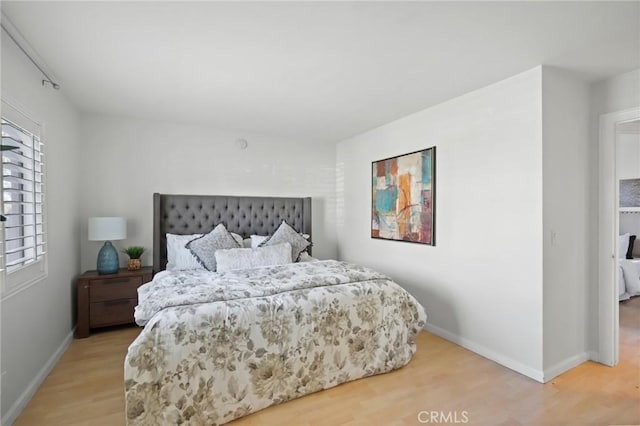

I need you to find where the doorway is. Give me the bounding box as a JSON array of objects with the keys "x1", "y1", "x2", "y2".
[
  {"x1": 598, "y1": 108, "x2": 640, "y2": 366},
  {"x1": 616, "y1": 119, "x2": 640, "y2": 368}
]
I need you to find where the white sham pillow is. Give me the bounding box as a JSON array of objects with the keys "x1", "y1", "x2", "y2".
[
  {"x1": 231, "y1": 233, "x2": 243, "y2": 247},
  {"x1": 298, "y1": 252, "x2": 318, "y2": 262},
  {"x1": 166, "y1": 233, "x2": 205, "y2": 271},
  {"x1": 619, "y1": 233, "x2": 631, "y2": 259},
  {"x1": 166, "y1": 231, "x2": 243, "y2": 270},
  {"x1": 620, "y1": 260, "x2": 640, "y2": 296},
  {"x1": 215, "y1": 243, "x2": 292, "y2": 272},
  {"x1": 618, "y1": 265, "x2": 629, "y2": 300},
  {"x1": 250, "y1": 235, "x2": 268, "y2": 248}
]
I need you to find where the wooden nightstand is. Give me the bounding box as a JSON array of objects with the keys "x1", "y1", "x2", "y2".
[{"x1": 76, "y1": 267, "x2": 152, "y2": 338}]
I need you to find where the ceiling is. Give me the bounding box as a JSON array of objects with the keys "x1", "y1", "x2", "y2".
[{"x1": 2, "y1": 1, "x2": 639, "y2": 142}]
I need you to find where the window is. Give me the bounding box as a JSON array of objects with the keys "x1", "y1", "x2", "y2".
[{"x1": 1, "y1": 101, "x2": 47, "y2": 297}]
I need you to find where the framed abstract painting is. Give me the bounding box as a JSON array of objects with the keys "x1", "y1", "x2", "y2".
[{"x1": 371, "y1": 147, "x2": 435, "y2": 245}]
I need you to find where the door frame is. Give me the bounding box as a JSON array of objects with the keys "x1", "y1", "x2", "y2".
[{"x1": 598, "y1": 106, "x2": 640, "y2": 366}]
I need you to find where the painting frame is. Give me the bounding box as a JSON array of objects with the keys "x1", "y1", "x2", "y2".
[{"x1": 371, "y1": 146, "x2": 436, "y2": 246}]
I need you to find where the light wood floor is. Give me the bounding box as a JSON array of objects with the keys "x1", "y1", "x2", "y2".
[{"x1": 16, "y1": 297, "x2": 640, "y2": 426}]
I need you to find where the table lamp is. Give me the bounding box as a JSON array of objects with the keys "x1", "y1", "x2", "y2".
[{"x1": 88, "y1": 217, "x2": 127, "y2": 275}]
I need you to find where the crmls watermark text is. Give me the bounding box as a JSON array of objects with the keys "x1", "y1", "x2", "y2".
[{"x1": 417, "y1": 410, "x2": 469, "y2": 424}]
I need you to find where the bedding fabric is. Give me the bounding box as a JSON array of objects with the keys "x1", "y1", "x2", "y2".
[
  {"x1": 126, "y1": 260, "x2": 426, "y2": 425},
  {"x1": 619, "y1": 265, "x2": 631, "y2": 301},
  {"x1": 215, "y1": 243, "x2": 293, "y2": 272},
  {"x1": 620, "y1": 259, "x2": 640, "y2": 297}
]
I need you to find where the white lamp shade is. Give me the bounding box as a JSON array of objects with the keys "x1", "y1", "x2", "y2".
[{"x1": 88, "y1": 217, "x2": 127, "y2": 241}]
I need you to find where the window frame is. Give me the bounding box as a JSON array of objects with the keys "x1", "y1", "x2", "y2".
[{"x1": 1, "y1": 100, "x2": 48, "y2": 299}]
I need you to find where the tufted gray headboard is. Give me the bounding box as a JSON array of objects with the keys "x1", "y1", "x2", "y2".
[{"x1": 153, "y1": 193, "x2": 312, "y2": 274}]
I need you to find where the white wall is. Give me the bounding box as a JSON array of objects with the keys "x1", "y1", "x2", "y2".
[
  {"x1": 541, "y1": 68, "x2": 591, "y2": 378},
  {"x1": 79, "y1": 115, "x2": 336, "y2": 271},
  {"x1": 592, "y1": 69, "x2": 640, "y2": 117},
  {"x1": 619, "y1": 214, "x2": 640, "y2": 244},
  {"x1": 588, "y1": 68, "x2": 640, "y2": 352},
  {"x1": 337, "y1": 67, "x2": 546, "y2": 379},
  {"x1": 617, "y1": 132, "x2": 640, "y2": 180},
  {"x1": 1, "y1": 35, "x2": 81, "y2": 423}
]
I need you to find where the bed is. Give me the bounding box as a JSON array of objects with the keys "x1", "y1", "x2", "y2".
[
  {"x1": 124, "y1": 194, "x2": 427, "y2": 425},
  {"x1": 619, "y1": 259, "x2": 640, "y2": 301},
  {"x1": 618, "y1": 233, "x2": 640, "y2": 301}
]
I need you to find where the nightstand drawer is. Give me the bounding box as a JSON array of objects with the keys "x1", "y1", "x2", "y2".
[
  {"x1": 76, "y1": 267, "x2": 152, "y2": 338},
  {"x1": 90, "y1": 299, "x2": 137, "y2": 326},
  {"x1": 89, "y1": 277, "x2": 143, "y2": 302}
]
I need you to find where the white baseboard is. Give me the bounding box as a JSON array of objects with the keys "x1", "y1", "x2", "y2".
[
  {"x1": 424, "y1": 323, "x2": 545, "y2": 383},
  {"x1": 1, "y1": 329, "x2": 74, "y2": 426},
  {"x1": 543, "y1": 352, "x2": 590, "y2": 382},
  {"x1": 424, "y1": 324, "x2": 596, "y2": 383}
]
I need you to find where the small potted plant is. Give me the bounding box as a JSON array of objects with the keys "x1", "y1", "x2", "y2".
[{"x1": 123, "y1": 246, "x2": 145, "y2": 271}]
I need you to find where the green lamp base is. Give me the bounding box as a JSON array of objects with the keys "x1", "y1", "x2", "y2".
[{"x1": 97, "y1": 241, "x2": 119, "y2": 275}]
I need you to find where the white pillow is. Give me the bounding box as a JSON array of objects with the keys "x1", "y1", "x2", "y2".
[
  {"x1": 250, "y1": 235, "x2": 268, "y2": 248},
  {"x1": 230, "y1": 233, "x2": 244, "y2": 246},
  {"x1": 619, "y1": 233, "x2": 631, "y2": 258},
  {"x1": 620, "y1": 260, "x2": 640, "y2": 296},
  {"x1": 618, "y1": 266, "x2": 629, "y2": 300},
  {"x1": 166, "y1": 231, "x2": 244, "y2": 270},
  {"x1": 215, "y1": 243, "x2": 292, "y2": 272},
  {"x1": 298, "y1": 252, "x2": 318, "y2": 262},
  {"x1": 166, "y1": 233, "x2": 204, "y2": 271}
]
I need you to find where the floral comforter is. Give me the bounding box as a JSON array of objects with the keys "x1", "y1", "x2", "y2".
[{"x1": 125, "y1": 260, "x2": 426, "y2": 425}]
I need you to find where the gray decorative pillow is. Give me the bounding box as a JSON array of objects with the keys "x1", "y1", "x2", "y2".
[
  {"x1": 186, "y1": 223, "x2": 241, "y2": 271},
  {"x1": 259, "y1": 220, "x2": 311, "y2": 262}
]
